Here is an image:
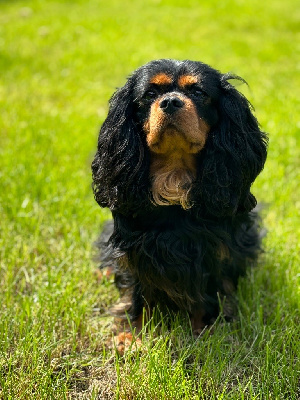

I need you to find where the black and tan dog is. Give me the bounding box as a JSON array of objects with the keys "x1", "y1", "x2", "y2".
[{"x1": 92, "y1": 59, "x2": 268, "y2": 350}]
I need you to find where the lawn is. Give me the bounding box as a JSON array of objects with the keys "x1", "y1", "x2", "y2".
[{"x1": 0, "y1": 0, "x2": 299, "y2": 398}]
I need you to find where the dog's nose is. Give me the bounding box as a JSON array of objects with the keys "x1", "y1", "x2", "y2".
[{"x1": 159, "y1": 96, "x2": 184, "y2": 114}]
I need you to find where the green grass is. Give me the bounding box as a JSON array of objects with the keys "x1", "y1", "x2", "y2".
[{"x1": 0, "y1": 0, "x2": 299, "y2": 398}]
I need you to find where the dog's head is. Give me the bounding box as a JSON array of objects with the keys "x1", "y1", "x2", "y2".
[{"x1": 92, "y1": 59, "x2": 268, "y2": 216}]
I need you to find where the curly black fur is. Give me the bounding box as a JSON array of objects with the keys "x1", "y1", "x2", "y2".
[{"x1": 92, "y1": 59, "x2": 268, "y2": 324}]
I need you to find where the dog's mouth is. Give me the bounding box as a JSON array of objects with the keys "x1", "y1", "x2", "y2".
[{"x1": 148, "y1": 122, "x2": 204, "y2": 155}]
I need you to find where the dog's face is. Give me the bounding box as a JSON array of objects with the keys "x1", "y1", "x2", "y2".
[
  {"x1": 132, "y1": 60, "x2": 221, "y2": 208},
  {"x1": 134, "y1": 63, "x2": 219, "y2": 155},
  {"x1": 92, "y1": 59, "x2": 268, "y2": 216}
]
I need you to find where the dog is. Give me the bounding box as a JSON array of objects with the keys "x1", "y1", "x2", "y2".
[{"x1": 92, "y1": 59, "x2": 268, "y2": 347}]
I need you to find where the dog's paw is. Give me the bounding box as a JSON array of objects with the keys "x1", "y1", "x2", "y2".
[{"x1": 113, "y1": 332, "x2": 142, "y2": 356}]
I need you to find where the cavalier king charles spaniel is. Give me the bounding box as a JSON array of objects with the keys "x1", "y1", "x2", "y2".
[{"x1": 92, "y1": 59, "x2": 268, "y2": 346}]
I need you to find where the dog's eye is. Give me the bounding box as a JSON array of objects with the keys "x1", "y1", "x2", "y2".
[
  {"x1": 194, "y1": 89, "x2": 205, "y2": 96},
  {"x1": 188, "y1": 85, "x2": 206, "y2": 97},
  {"x1": 143, "y1": 90, "x2": 157, "y2": 101}
]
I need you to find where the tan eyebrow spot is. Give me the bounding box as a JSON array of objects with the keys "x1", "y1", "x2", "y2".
[
  {"x1": 178, "y1": 75, "x2": 198, "y2": 87},
  {"x1": 150, "y1": 73, "x2": 172, "y2": 85}
]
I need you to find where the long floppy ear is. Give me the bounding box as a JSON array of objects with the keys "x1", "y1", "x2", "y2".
[
  {"x1": 91, "y1": 77, "x2": 149, "y2": 214},
  {"x1": 197, "y1": 75, "x2": 268, "y2": 217}
]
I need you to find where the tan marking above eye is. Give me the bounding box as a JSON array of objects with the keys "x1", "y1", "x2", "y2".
[
  {"x1": 150, "y1": 73, "x2": 173, "y2": 85},
  {"x1": 178, "y1": 75, "x2": 198, "y2": 87}
]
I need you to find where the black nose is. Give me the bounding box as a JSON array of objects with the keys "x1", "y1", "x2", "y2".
[{"x1": 159, "y1": 96, "x2": 184, "y2": 114}]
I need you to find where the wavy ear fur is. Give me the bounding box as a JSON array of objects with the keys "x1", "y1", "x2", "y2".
[
  {"x1": 197, "y1": 75, "x2": 268, "y2": 217},
  {"x1": 92, "y1": 78, "x2": 149, "y2": 214}
]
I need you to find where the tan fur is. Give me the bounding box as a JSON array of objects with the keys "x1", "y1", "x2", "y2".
[
  {"x1": 150, "y1": 73, "x2": 172, "y2": 85},
  {"x1": 178, "y1": 74, "x2": 198, "y2": 87},
  {"x1": 144, "y1": 93, "x2": 210, "y2": 208},
  {"x1": 145, "y1": 94, "x2": 209, "y2": 153}
]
